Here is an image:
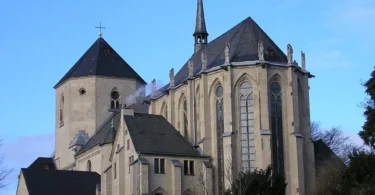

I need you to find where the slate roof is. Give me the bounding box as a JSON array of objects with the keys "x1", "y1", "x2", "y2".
[
  {"x1": 76, "y1": 112, "x2": 121, "y2": 155},
  {"x1": 194, "y1": 0, "x2": 208, "y2": 36},
  {"x1": 126, "y1": 101, "x2": 149, "y2": 114},
  {"x1": 21, "y1": 168, "x2": 100, "y2": 195},
  {"x1": 313, "y1": 139, "x2": 342, "y2": 167},
  {"x1": 124, "y1": 113, "x2": 205, "y2": 157},
  {"x1": 147, "y1": 17, "x2": 288, "y2": 99},
  {"x1": 69, "y1": 130, "x2": 90, "y2": 148},
  {"x1": 54, "y1": 37, "x2": 146, "y2": 88},
  {"x1": 27, "y1": 157, "x2": 56, "y2": 170}
]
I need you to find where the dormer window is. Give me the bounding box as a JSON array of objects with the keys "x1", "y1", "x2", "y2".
[{"x1": 110, "y1": 89, "x2": 120, "y2": 108}]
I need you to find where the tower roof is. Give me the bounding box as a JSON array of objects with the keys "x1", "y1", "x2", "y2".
[
  {"x1": 194, "y1": 0, "x2": 208, "y2": 36},
  {"x1": 54, "y1": 37, "x2": 146, "y2": 89}
]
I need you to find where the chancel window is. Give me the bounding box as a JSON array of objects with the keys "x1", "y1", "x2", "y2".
[
  {"x1": 239, "y1": 81, "x2": 256, "y2": 172},
  {"x1": 215, "y1": 85, "x2": 224, "y2": 193},
  {"x1": 195, "y1": 90, "x2": 200, "y2": 142},
  {"x1": 165, "y1": 105, "x2": 168, "y2": 119},
  {"x1": 269, "y1": 81, "x2": 285, "y2": 176},
  {"x1": 110, "y1": 89, "x2": 120, "y2": 109},
  {"x1": 183, "y1": 160, "x2": 195, "y2": 176},
  {"x1": 60, "y1": 94, "x2": 64, "y2": 126},
  {"x1": 87, "y1": 160, "x2": 91, "y2": 172},
  {"x1": 154, "y1": 158, "x2": 165, "y2": 174},
  {"x1": 183, "y1": 99, "x2": 188, "y2": 139}
]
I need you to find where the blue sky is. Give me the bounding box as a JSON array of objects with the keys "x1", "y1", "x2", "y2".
[{"x1": 1, "y1": 0, "x2": 374, "y2": 194}]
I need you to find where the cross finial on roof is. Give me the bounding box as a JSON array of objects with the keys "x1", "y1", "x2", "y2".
[{"x1": 95, "y1": 22, "x2": 106, "y2": 37}]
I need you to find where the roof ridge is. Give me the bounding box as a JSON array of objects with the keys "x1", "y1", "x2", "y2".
[
  {"x1": 96, "y1": 39, "x2": 147, "y2": 84},
  {"x1": 248, "y1": 17, "x2": 287, "y2": 60},
  {"x1": 54, "y1": 38, "x2": 100, "y2": 88},
  {"x1": 93, "y1": 38, "x2": 102, "y2": 75},
  {"x1": 231, "y1": 18, "x2": 251, "y2": 59},
  {"x1": 208, "y1": 17, "x2": 248, "y2": 68}
]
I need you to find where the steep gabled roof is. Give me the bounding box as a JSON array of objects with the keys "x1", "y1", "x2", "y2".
[
  {"x1": 27, "y1": 157, "x2": 56, "y2": 170},
  {"x1": 313, "y1": 139, "x2": 343, "y2": 167},
  {"x1": 75, "y1": 112, "x2": 121, "y2": 155},
  {"x1": 147, "y1": 17, "x2": 288, "y2": 99},
  {"x1": 54, "y1": 37, "x2": 146, "y2": 88},
  {"x1": 21, "y1": 168, "x2": 100, "y2": 195},
  {"x1": 124, "y1": 113, "x2": 206, "y2": 157}
]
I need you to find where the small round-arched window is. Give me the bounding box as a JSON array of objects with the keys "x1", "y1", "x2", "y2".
[
  {"x1": 87, "y1": 160, "x2": 92, "y2": 172},
  {"x1": 110, "y1": 89, "x2": 120, "y2": 108}
]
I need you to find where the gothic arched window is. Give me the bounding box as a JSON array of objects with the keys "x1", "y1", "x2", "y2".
[
  {"x1": 59, "y1": 94, "x2": 64, "y2": 126},
  {"x1": 239, "y1": 81, "x2": 255, "y2": 172},
  {"x1": 183, "y1": 99, "x2": 188, "y2": 139},
  {"x1": 269, "y1": 81, "x2": 284, "y2": 176},
  {"x1": 215, "y1": 85, "x2": 224, "y2": 193},
  {"x1": 110, "y1": 89, "x2": 120, "y2": 109},
  {"x1": 87, "y1": 160, "x2": 92, "y2": 172},
  {"x1": 164, "y1": 105, "x2": 168, "y2": 120},
  {"x1": 195, "y1": 88, "x2": 201, "y2": 141}
]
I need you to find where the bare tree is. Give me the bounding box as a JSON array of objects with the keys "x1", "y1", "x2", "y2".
[
  {"x1": 310, "y1": 121, "x2": 357, "y2": 164},
  {"x1": 191, "y1": 167, "x2": 212, "y2": 195},
  {"x1": 0, "y1": 139, "x2": 12, "y2": 189}
]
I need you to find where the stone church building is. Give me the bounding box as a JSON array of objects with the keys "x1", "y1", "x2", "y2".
[{"x1": 16, "y1": 0, "x2": 319, "y2": 195}]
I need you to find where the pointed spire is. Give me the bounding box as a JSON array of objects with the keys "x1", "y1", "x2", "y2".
[{"x1": 193, "y1": 0, "x2": 209, "y2": 53}]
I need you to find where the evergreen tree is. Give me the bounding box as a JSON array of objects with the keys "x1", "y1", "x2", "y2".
[{"x1": 360, "y1": 67, "x2": 375, "y2": 149}]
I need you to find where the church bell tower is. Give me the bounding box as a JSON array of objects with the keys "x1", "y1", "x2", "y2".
[{"x1": 193, "y1": 0, "x2": 209, "y2": 53}]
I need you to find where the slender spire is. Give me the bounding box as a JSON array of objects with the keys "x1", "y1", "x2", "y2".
[{"x1": 193, "y1": 0, "x2": 209, "y2": 53}]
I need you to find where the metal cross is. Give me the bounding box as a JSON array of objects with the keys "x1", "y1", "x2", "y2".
[{"x1": 95, "y1": 22, "x2": 106, "y2": 37}]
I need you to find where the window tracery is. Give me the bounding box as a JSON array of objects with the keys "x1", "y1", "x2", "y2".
[
  {"x1": 183, "y1": 99, "x2": 188, "y2": 139},
  {"x1": 215, "y1": 85, "x2": 224, "y2": 194},
  {"x1": 110, "y1": 89, "x2": 120, "y2": 108},
  {"x1": 239, "y1": 81, "x2": 256, "y2": 171},
  {"x1": 269, "y1": 80, "x2": 284, "y2": 176}
]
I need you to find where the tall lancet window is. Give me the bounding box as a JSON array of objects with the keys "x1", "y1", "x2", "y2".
[
  {"x1": 269, "y1": 81, "x2": 285, "y2": 176},
  {"x1": 87, "y1": 160, "x2": 92, "y2": 172},
  {"x1": 164, "y1": 105, "x2": 168, "y2": 120},
  {"x1": 215, "y1": 85, "x2": 224, "y2": 193},
  {"x1": 183, "y1": 99, "x2": 188, "y2": 139},
  {"x1": 60, "y1": 94, "x2": 64, "y2": 126},
  {"x1": 110, "y1": 88, "x2": 120, "y2": 109},
  {"x1": 239, "y1": 81, "x2": 256, "y2": 172},
  {"x1": 195, "y1": 89, "x2": 201, "y2": 141}
]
